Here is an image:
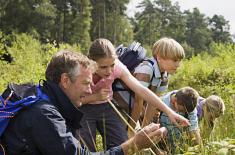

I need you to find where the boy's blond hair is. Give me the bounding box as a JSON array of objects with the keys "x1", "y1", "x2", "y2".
[
  {"x1": 152, "y1": 37, "x2": 185, "y2": 60},
  {"x1": 203, "y1": 95, "x2": 225, "y2": 118}
]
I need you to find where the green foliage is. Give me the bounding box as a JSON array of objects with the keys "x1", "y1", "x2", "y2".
[
  {"x1": 209, "y1": 15, "x2": 232, "y2": 43},
  {"x1": 1, "y1": 0, "x2": 57, "y2": 42},
  {"x1": 0, "y1": 31, "x2": 5, "y2": 55},
  {"x1": 1, "y1": 0, "x2": 233, "y2": 58},
  {"x1": 0, "y1": 0, "x2": 92, "y2": 51},
  {"x1": 110, "y1": 16, "x2": 134, "y2": 46},
  {"x1": 184, "y1": 8, "x2": 213, "y2": 53},
  {"x1": 180, "y1": 41, "x2": 195, "y2": 58},
  {"x1": 183, "y1": 139, "x2": 235, "y2": 155},
  {"x1": 134, "y1": 0, "x2": 160, "y2": 46},
  {"x1": 0, "y1": 33, "x2": 52, "y2": 91},
  {"x1": 90, "y1": 0, "x2": 133, "y2": 45},
  {"x1": 134, "y1": 0, "x2": 186, "y2": 46},
  {"x1": 0, "y1": 33, "x2": 80, "y2": 91},
  {"x1": 69, "y1": 0, "x2": 92, "y2": 53}
]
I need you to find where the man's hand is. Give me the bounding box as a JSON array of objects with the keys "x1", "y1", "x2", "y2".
[
  {"x1": 133, "y1": 123, "x2": 167, "y2": 150},
  {"x1": 121, "y1": 123, "x2": 167, "y2": 155}
]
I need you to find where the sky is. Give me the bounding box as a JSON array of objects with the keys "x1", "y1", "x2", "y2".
[{"x1": 126, "y1": 0, "x2": 235, "y2": 35}]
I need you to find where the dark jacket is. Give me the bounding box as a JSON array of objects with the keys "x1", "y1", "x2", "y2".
[{"x1": 2, "y1": 81, "x2": 123, "y2": 155}]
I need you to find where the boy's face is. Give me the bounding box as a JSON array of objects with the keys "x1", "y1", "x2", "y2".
[
  {"x1": 157, "y1": 56, "x2": 181, "y2": 74},
  {"x1": 171, "y1": 96, "x2": 187, "y2": 113},
  {"x1": 175, "y1": 103, "x2": 187, "y2": 113}
]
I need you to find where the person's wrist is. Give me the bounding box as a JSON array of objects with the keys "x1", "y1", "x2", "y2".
[
  {"x1": 166, "y1": 108, "x2": 175, "y2": 117},
  {"x1": 121, "y1": 137, "x2": 138, "y2": 155}
]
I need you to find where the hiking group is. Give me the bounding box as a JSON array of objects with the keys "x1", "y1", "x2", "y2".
[{"x1": 0, "y1": 38, "x2": 225, "y2": 155}]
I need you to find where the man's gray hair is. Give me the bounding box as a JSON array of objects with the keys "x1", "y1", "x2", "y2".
[{"x1": 46, "y1": 50, "x2": 97, "y2": 84}]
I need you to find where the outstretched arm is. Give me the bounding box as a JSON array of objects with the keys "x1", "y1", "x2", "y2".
[
  {"x1": 118, "y1": 62, "x2": 189, "y2": 127},
  {"x1": 188, "y1": 110, "x2": 202, "y2": 145}
]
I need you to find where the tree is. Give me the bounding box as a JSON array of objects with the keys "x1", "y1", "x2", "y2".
[
  {"x1": 1, "y1": 0, "x2": 56, "y2": 42},
  {"x1": 68, "y1": 0, "x2": 92, "y2": 52},
  {"x1": 209, "y1": 15, "x2": 232, "y2": 43},
  {"x1": 184, "y1": 8, "x2": 213, "y2": 54},
  {"x1": 154, "y1": 0, "x2": 186, "y2": 42},
  {"x1": 134, "y1": 0, "x2": 186, "y2": 46},
  {"x1": 0, "y1": 0, "x2": 92, "y2": 50},
  {"x1": 134, "y1": 0, "x2": 161, "y2": 46},
  {"x1": 90, "y1": 0, "x2": 133, "y2": 45}
]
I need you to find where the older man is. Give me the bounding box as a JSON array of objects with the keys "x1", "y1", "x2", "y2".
[{"x1": 2, "y1": 50, "x2": 167, "y2": 155}]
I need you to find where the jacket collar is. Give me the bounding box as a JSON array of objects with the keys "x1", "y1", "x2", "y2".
[{"x1": 41, "y1": 81, "x2": 83, "y2": 128}]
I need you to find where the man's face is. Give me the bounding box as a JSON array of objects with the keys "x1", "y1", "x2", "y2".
[
  {"x1": 158, "y1": 57, "x2": 181, "y2": 74},
  {"x1": 61, "y1": 66, "x2": 93, "y2": 105}
]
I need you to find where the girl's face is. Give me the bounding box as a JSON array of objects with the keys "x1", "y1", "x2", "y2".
[
  {"x1": 96, "y1": 57, "x2": 116, "y2": 78},
  {"x1": 204, "y1": 107, "x2": 219, "y2": 122}
]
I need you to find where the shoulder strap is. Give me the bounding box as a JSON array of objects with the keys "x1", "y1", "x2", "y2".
[
  {"x1": 143, "y1": 59, "x2": 155, "y2": 83},
  {"x1": 36, "y1": 85, "x2": 49, "y2": 102}
]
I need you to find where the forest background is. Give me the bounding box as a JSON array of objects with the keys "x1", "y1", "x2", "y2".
[{"x1": 0, "y1": 0, "x2": 235, "y2": 154}]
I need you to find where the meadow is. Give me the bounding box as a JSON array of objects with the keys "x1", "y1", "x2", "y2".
[{"x1": 1, "y1": 33, "x2": 235, "y2": 154}]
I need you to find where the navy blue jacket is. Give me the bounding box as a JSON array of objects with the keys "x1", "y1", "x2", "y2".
[{"x1": 2, "y1": 81, "x2": 123, "y2": 155}]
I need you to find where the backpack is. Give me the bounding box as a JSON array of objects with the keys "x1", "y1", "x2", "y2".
[
  {"x1": 116, "y1": 41, "x2": 149, "y2": 72},
  {"x1": 0, "y1": 83, "x2": 49, "y2": 140},
  {"x1": 113, "y1": 41, "x2": 154, "y2": 116}
]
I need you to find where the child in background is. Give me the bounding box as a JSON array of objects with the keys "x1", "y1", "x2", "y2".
[
  {"x1": 159, "y1": 87, "x2": 201, "y2": 152},
  {"x1": 77, "y1": 38, "x2": 189, "y2": 152},
  {"x1": 197, "y1": 95, "x2": 225, "y2": 139}
]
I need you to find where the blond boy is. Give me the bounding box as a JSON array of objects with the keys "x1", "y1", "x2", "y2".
[{"x1": 130, "y1": 37, "x2": 185, "y2": 133}]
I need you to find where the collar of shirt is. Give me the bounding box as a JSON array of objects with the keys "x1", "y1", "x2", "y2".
[{"x1": 42, "y1": 81, "x2": 83, "y2": 128}]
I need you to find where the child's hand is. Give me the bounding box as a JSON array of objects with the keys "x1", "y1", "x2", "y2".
[
  {"x1": 169, "y1": 112, "x2": 190, "y2": 127},
  {"x1": 95, "y1": 88, "x2": 110, "y2": 101}
]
